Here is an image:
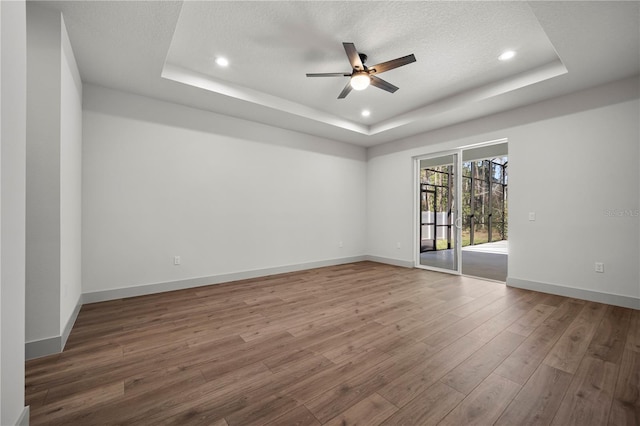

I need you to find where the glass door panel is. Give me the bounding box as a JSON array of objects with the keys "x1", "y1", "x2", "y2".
[
  {"x1": 462, "y1": 156, "x2": 508, "y2": 247},
  {"x1": 417, "y1": 153, "x2": 460, "y2": 273}
]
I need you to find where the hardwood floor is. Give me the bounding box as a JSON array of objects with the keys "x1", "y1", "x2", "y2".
[{"x1": 25, "y1": 262, "x2": 640, "y2": 425}]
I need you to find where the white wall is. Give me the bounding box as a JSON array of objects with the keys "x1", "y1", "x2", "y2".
[
  {"x1": 508, "y1": 99, "x2": 638, "y2": 302},
  {"x1": 26, "y1": 3, "x2": 61, "y2": 343},
  {"x1": 26, "y1": 4, "x2": 83, "y2": 356},
  {"x1": 82, "y1": 85, "x2": 367, "y2": 296},
  {"x1": 368, "y1": 77, "x2": 639, "y2": 307},
  {"x1": 1, "y1": 1, "x2": 4, "y2": 414},
  {"x1": 1, "y1": 0, "x2": 28, "y2": 423},
  {"x1": 59, "y1": 15, "x2": 82, "y2": 335}
]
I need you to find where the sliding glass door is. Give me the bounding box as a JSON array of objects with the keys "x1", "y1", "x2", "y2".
[
  {"x1": 416, "y1": 142, "x2": 509, "y2": 280},
  {"x1": 415, "y1": 153, "x2": 461, "y2": 273}
]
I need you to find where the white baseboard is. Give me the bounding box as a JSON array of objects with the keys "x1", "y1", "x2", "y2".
[
  {"x1": 25, "y1": 296, "x2": 83, "y2": 360},
  {"x1": 62, "y1": 295, "x2": 83, "y2": 348},
  {"x1": 83, "y1": 256, "x2": 368, "y2": 304},
  {"x1": 15, "y1": 406, "x2": 29, "y2": 426},
  {"x1": 507, "y1": 277, "x2": 640, "y2": 310},
  {"x1": 25, "y1": 335, "x2": 61, "y2": 360},
  {"x1": 28, "y1": 257, "x2": 367, "y2": 358},
  {"x1": 365, "y1": 255, "x2": 414, "y2": 268}
]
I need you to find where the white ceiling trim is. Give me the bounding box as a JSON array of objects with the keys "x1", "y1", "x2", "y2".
[
  {"x1": 370, "y1": 58, "x2": 568, "y2": 135},
  {"x1": 161, "y1": 63, "x2": 369, "y2": 135},
  {"x1": 163, "y1": 57, "x2": 567, "y2": 138}
]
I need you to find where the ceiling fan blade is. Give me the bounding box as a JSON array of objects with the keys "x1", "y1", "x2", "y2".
[
  {"x1": 370, "y1": 75, "x2": 399, "y2": 93},
  {"x1": 369, "y1": 54, "x2": 416, "y2": 75},
  {"x1": 343, "y1": 42, "x2": 364, "y2": 71},
  {"x1": 306, "y1": 73, "x2": 351, "y2": 77},
  {"x1": 337, "y1": 80, "x2": 353, "y2": 99}
]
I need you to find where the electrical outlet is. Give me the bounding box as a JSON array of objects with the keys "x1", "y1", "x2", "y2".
[
  {"x1": 528, "y1": 212, "x2": 536, "y2": 221},
  {"x1": 174, "y1": 256, "x2": 181, "y2": 266},
  {"x1": 396, "y1": 242, "x2": 401, "y2": 249},
  {"x1": 595, "y1": 262, "x2": 604, "y2": 273},
  {"x1": 338, "y1": 241, "x2": 343, "y2": 248}
]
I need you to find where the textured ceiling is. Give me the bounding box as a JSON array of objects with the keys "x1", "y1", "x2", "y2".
[
  {"x1": 165, "y1": 1, "x2": 559, "y2": 123},
  {"x1": 37, "y1": 1, "x2": 640, "y2": 147}
]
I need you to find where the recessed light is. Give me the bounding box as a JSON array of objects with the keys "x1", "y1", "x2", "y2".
[
  {"x1": 498, "y1": 50, "x2": 516, "y2": 61},
  {"x1": 215, "y1": 57, "x2": 229, "y2": 67},
  {"x1": 361, "y1": 109, "x2": 371, "y2": 117}
]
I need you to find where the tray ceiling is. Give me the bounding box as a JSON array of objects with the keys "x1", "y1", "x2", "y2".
[{"x1": 38, "y1": 1, "x2": 640, "y2": 147}]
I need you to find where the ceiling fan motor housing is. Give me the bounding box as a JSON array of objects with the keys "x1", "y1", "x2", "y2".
[{"x1": 358, "y1": 53, "x2": 368, "y2": 68}]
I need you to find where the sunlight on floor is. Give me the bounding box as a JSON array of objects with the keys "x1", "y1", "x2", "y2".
[{"x1": 462, "y1": 240, "x2": 508, "y2": 255}]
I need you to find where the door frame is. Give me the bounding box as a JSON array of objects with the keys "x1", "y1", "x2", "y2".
[
  {"x1": 414, "y1": 138, "x2": 509, "y2": 277},
  {"x1": 413, "y1": 150, "x2": 463, "y2": 274}
]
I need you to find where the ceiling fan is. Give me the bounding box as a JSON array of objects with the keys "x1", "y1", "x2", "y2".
[{"x1": 306, "y1": 42, "x2": 416, "y2": 99}]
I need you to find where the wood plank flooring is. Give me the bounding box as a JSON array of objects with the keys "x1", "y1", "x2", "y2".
[{"x1": 25, "y1": 262, "x2": 640, "y2": 425}]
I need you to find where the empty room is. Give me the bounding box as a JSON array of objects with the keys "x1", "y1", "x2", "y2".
[{"x1": 1, "y1": 1, "x2": 639, "y2": 425}]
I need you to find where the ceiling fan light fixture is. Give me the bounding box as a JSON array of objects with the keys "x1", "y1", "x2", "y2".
[
  {"x1": 306, "y1": 42, "x2": 416, "y2": 99},
  {"x1": 350, "y1": 72, "x2": 370, "y2": 91}
]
